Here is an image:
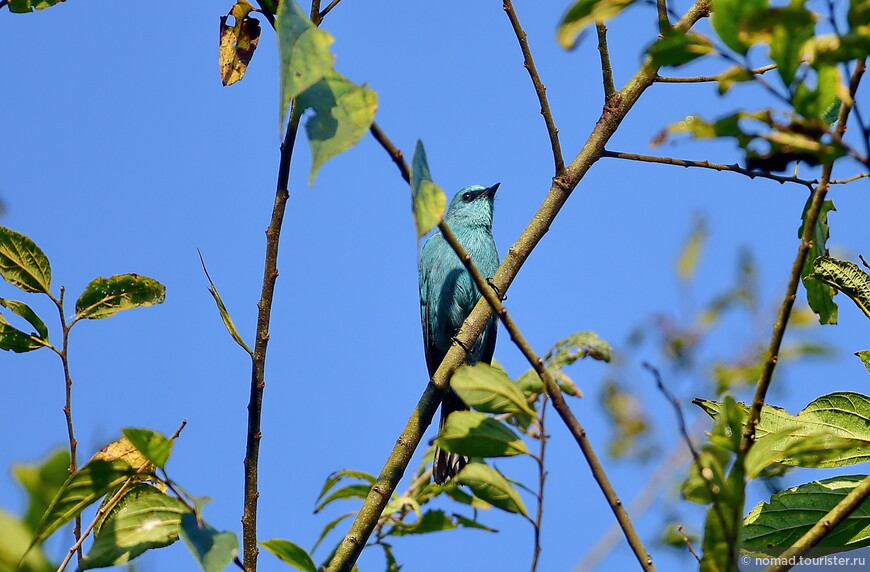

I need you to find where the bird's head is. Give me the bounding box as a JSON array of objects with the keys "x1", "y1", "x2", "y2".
[{"x1": 444, "y1": 183, "x2": 499, "y2": 228}]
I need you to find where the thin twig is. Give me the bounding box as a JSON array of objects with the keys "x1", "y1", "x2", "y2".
[
  {"x1": 762, "y1": 473, "x2": 870, "y2": 572},
  {"x1": 602, "y1": 150, "x2": 816, "y2": 189},
  {"x1": 655, "y1": 64, "x2": 776, "y2": 83},
  {"x1": 241, "y1": 101, "x2": 301, "y2": 572},
  {"x1": 369, "y1": 122, "x2": 410, "y2": 183},
  {"x1": 678, "y1": 526, "x2": 701, "y2": 563},
  {"x1": 656, "y1": 0, "x2": 670, "y2": 33},
  {"x1": 48, "y1": 287, "x2": 83, "y2": 560},
  {"x1": 318, "y1": 0, "x2": 342, "y2": 22},
  {"x1": 830, "y1": 172, "x2": 870, "y2": 184},
  {"x1": 502, "y1": 0, "x2": 564, "y2": 175},
  {"x1": 738, "y1": 57, "x2": 864, "y2": 464},
  {"x1": 436, "y1": 220, "x2": 656, "y2": 571},
  {"x1": 327, "y1": 3, "x2": 713, "y2": 570},
  {"x1": 596, "y1": 24, "x2": 616, "y2": 103},
  {"x1": 530, "y1": 395, "x2": 548, "y2": 572}
]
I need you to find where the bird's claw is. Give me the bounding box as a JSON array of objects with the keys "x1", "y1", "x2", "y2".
[{"x1": 486, "y1": 277, "x2": 507, "y2": 301}]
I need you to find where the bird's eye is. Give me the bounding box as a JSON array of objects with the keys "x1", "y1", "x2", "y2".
[{"x1": 461, "y1": 192, "x2": 472, "y2": 202}]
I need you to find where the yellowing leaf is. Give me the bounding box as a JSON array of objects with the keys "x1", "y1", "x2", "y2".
[{"x1": 219, "y1": 0, "x2": 262, "y2": 86}]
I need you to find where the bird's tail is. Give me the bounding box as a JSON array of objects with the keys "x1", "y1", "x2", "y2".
[{"x1": 433, "y1": 390, "x2": 469, "y2": 485}]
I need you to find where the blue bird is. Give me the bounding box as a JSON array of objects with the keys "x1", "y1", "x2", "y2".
[{"x1": 419, "y1": 183, "x2": 501, "y2": 484}]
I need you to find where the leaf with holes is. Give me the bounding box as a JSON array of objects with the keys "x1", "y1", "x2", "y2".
[
  {"x1": 809, "y1": 256, "x2": 870, "y2": 319},
  {"x1": 75, "y1": 274, "x2": 165, "y2": 320},
  {"x1": 0, "y1": 226, "x2": 51, "y2": 294},
  {"x1": 219, "y1": 0, "x2": 261, "y2": 86}
]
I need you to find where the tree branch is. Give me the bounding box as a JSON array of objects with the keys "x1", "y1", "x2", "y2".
[
  {"x1": 596, "y1": 24, "x2": 616, "y2": 103},
  {"x1": 502, "y1": 0, "x2": 564, "y2": 175},
  {"x1": 656, "y1": 0, "x2": 670, "y2": 33},
  {"x1": 241, "y1": 102, "x2": 301, "y2": 572},
  {"x1": 655, "y1": 64, "x2": 776, "y2": 83},
  {"x1": 602, "y1": 150, "x2": 816, "y2": 189},
  {"x1": 738, "y1": 57, "x2": 863, "y2": 462},
  {"x1": 327, "y1": 2, "x2": 713, "y2": 570},
  {"x1": 762, "y1": 474, "x2": 870, "y2": 572}
]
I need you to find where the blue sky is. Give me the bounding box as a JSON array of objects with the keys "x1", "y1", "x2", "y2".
[{"x1": 2, "y1": 1, "x2": 869, "y2": 571}]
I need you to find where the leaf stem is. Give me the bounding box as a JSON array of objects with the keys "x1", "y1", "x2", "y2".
[
  {"x1": 654, "y1": 64, "x2": 776, "y2": 83},
  {"x1": 530, "y1": 395, "x2": 547, "y2": 572}
]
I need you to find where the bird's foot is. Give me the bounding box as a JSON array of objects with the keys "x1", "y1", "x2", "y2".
[{"x1": 486, "y1": 278, "x2": 507, "y2": 301}]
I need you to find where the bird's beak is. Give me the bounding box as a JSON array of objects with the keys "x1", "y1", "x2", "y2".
[{"x1": 482, "y1": 182, "x2": 500, "y2": 198}]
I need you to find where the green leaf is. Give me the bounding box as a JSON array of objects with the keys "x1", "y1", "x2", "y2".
[
  {"x1": 410, "y1": 140, "x2": 447, "y2": 238},
  {"x1": 13, "y1": 449, "x2": 70, "y2": 533},
  {"x1": 799, "y1": 197, "x2": 837, "y2": 324},
  {"x1": 807, "y1": 33, "x2": 870, "y2": 64},
  {"x1": 29, "y1": 459, "x2": 138, "y2": 550},
  {"x1": 315, "y1": 470, "x2": 376, "y2": 507},
  {"x1": 7, "y1": 0, "x2": 63, "y2": 12},
  {"x1": 744, "y1": 476, "x2": 870, "y2": 553},
  {"x1": 849, "y1": 0, "x2": 870, "y2": 31},
  {"x1": 455, "y1": 463, "x2": 527, "y2": 516},
  {"x1": 0, "y1": 306, "x2": 46, "y2": 353},
  {"x1": 180, "y1": 514, "x2": 239, "y2": 572},
  {"x1": 857, "y1": 350, "x2": 870, "y2": 373},
  {"x1": 122, "y1": 428, "x2": 173, "y2": 470},
  {"x1": 310, "y1": 511, "x2": 355, "y2": 553},
  {"x1": 450, "y1": 363, "x2": 536, "y2": 418},
  {"x1": 297, "y1": 70, "x2": 378, "y2": 185},
  {"x1": 437, "y1": 411, "x2": 528, "y2": 458},
  {"x1": 647, "y1": 31, "x2": 714, "y2": 67},
  {"x1": 676, "y1": 216, "x2": 707, "y2": 280},
  {"x1": 744, "y1": 428, "x2": 857, "y2": 479},
  {"x1": 545, "y1": 331, "x2": 612, "y2": 366},
  {"x1": 0, "y1": 298, "x2": 48, "y2": 340},
  {"x1": 710, "y1": 0, "x2": 765, "y2": 54},
  {"x1": 260, "y1": 539, "x2": 317, "y2": 572},
  {"x1": 78, "y1": 484, "x2": 187, "y2": 570},
  {"x1": 198, "y1": 250, "x2": 252, "y2": 355},
  {"x1": 767, "y1": 5, "x2": 816, "y2": 86},
  {"x1": 0, "y1": 226, "x2": 51, "y2": 294},
  {"x1": 219, "y1": 0, "x2": 261, "y2": 87},
  {"x1": 696, "y1": 392, "x2": 870, "y2": 467},
  {"x1": 313, "y1": 484, "x2": 371, "y2": 513},
  {"x1": 808, "y1": 256, "x2": 870, "y2": 319},
  {"x1": 793, "y1": 64, "x2": 842, "y2": 122},
  {"x1": 716, "y1": 66, "x2": 756, "y2": 95},
  {"x1": 75, "y1": 274, "x2": 166, "y2": 320},
  {"x1": 276, "y1": 0, "x2": 335, "y2": 129},
  {"x1": 557, "y1": 0, "x2": 636, "y2": 49},
  {"x1": 0, "y1": 510, "x2": 53, "y2": 572},
  {"x1": 389, "y1": 509, "x2": 457, "y2": 536}
]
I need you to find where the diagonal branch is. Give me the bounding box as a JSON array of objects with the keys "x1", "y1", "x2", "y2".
[
  {"x1": 327, "y1": 3, "x2": 714, "y2": 571},
  {"x1": 602, "y1": 150, "x2": 816, "y2": 189},
  {"x1": 502, "y1": 0, "x2": 565, "y2": 175},
  {"x1": 436, "y1": 221, "x2": 656, "y2": 571},
  {"x1": 738, "y1": 55, "x2": 864, "y2": 463}
]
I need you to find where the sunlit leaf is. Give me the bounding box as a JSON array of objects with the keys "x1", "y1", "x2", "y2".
[
  {"x1": 297, "y1": 70, "x2": 378, "y2": 185},
  {"x1": 91, "y1": 436, "x2": 151, "y2": 470},
  {"x1": 857, "y1": 351, "x2": 870, "y2": 373},
  {"x1": 314, "y1": 470, "x2": 375, "y2": 508},
  {"x1": 7, "y1": 0, "x2": 63, "y2": 14},
  {"x1": 276, "y1": 0, "x2": 334, "y2": 128},
  {"x1": 710, "y1": 0, "x2": 765, "y2": 54},
  {"x1": 199, "y1": 250, "x2": 252, "y2": 355},
  {"x1": 557, "y1": 0, "x2": 636, "y2": 49},
  {"x1": 717, "y1": 66, "x2": 756, "y2": 95},
  {"x1": 28, "y1": 460, "x2": 138, "y2": 550},
  {"x1": 744, "y1": 476, "x2": 870, "y2": 554},
  {"x1": 410, "y1": 140, "x2": 447, "y2": 238},
  {"x1": 799, "y1": 198, "x2": 837, "y2": 324},
  {"x1": 0, "y1": 310, "x2": 45, "y2": 353},
  {"x1": 219, "y1": 0, "x2": 261, "y2": 86},
  {"x1": 260, "y1": 538, "x2": 316, "y2": 572},
  {"x1": 314, "y1": 484, "x2": 371, "y2": 514},
  {"x1": 766, "y1": 6, "x2": 816, "y2": 86},
  {"x1": 697, "y1": 392, "x2": 870, "y2": 467},
  {"x1": 450, "y1": 363, "x2": 536, "y2": 418},
  {"x1": 0, "y1": 510, "x2": 53, "y2": 572},
  {"x1": 647, "y1": 31, "x2": 714, "y2": 67},
  {"x1": 180, "y1": 514, "x2": 239, "y2": 572},
  {"x1": 455, "y1": 463, "x2": 527, "y2": 516},
  {"x1": 75, "y1": 274, "x2": 165, "y2": 320},
  {"x1": 79, "y1": 484, "x2": 187, "y2": 570},
  {"x1": 437, "y1": 411, "x2": 528, "y2": 457},
  {"x1": 122, "y1": 428, "x2": 173, "y2": 470},
  {"x1": 809, "y1": 256, "x2": 870, "y2": 319},
  {"x1": 0, "y1": 226, "x2": 51, "y2": 294}
]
